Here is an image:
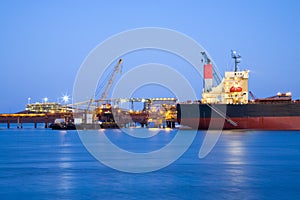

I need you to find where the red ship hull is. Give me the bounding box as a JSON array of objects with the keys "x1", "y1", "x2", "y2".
[
  {"x1": 178, "y1": 116, "x2": 300, "y2": 130},
  {"x1": 177, "y1": 103, "x2": 300, "y2": 130}
]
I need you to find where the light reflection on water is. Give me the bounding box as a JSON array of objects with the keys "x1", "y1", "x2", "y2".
[
  {"x1": 0, "y1": 129, "x2": 300, "y2": 199},
  {"x1": 57, "y1": 131, "x2": 73, "y2": 193},
  {"x1": 227, "y1": 140, "x2": 246, "y2": 164}
]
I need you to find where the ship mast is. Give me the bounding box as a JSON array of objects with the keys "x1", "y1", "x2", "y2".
[{"x1": 231, "y1": 50, "x2": 241, "y2": 72}]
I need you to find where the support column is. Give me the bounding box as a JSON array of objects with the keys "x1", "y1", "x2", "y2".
[
  {"x1": 172, "y1": 121, "x2": 175, "y2": 128},
  {"x1": 17, "y1": 117, "x2": 23, "y2": 128},
  {"x1": 17, "y1": 117, "x2": 20, "y2": 128}
]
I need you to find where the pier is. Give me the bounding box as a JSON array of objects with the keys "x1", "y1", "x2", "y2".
[
  {"x1": 0, "y1": 98, "x2": 178, "y2": 129},
  {"x1": 0, "y1": 112, "x2": 72, "y2": 129}
]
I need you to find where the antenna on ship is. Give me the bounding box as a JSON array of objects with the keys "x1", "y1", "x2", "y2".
[{"x1": 231, "y1": 50, "x2": 241, "y2": 72}]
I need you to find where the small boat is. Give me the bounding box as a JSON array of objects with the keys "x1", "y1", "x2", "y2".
[{"x1": 49, "y1": 122, "x2": 76, "y2": 130}]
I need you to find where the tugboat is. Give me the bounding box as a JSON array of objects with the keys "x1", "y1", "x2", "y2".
[{"x1": 49, "y1": 118, "x2": 76, "y2": 130}]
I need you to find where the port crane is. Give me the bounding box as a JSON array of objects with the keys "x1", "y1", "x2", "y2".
[
  {"x1": 80, "y1": 58, "x2": 123, "y2": 109},
  {"x1": 200, "y1": 51, "x2": 222, "y2": 86},
  {"x1": 99, "y1": 59, "x2": 123, "y2": 101},
  {"x1": 249, "y1": 91, "x2": 256, "y2": 101},
  {"x1": 72, "y1": 59, "x2": 123, "y2": 114}
]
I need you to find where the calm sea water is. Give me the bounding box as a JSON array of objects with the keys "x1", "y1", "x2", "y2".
[{"x1": 0, "y1": 127, "x2": 300, "y2": 200}]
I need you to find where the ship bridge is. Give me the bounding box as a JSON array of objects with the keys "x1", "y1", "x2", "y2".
[{"x1": 201, "y1": 51, "x2": 249, "y2": 104}]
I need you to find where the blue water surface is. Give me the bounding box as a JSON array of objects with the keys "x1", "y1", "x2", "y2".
[{"x1": 0, "y1": 128, "x2": 300, "y2": 200}]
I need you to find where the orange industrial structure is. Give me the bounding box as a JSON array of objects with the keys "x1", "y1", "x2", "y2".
[{"x1": 0, "y1": 112, "x2": 72, "y2": 129}]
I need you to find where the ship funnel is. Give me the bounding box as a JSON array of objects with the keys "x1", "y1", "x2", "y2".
[
  {"x1": 204, "y1": 63, "x2": 213, "y2": 92},
  {"x1": 201, "y1": 51, "x2": 213, "y2": 92}
]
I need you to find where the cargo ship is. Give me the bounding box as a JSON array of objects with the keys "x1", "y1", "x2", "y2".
[{"x1": 177, "y1": 51, "x2": 300, "y2": 130}]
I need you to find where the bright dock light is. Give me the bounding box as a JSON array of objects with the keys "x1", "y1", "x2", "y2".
[{"x1": 63, "y1": 95, "x2": 70, "y2": 103}]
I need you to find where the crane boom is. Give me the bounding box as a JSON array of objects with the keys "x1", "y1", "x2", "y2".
[
  {"x1": 249, "y1": 91, "x2": 256, "y2": 101},
  {"x1": 100, "y1": 59, "x2": 123, "y2": 100},
  {"x1": 200, "y1": 51, "x2": 222, "y2": 85}
]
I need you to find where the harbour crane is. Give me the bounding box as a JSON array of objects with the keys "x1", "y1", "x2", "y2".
[
  {"x1": 249, "y1": 91, "x2": 256, "y2": 101},
  {"x1": 200, "y1": 51, "x2": 222, "y2": 85},
  {"x1": 100, "y1": 59, "x2": 123, "y2": 100},
  {"x1": 74, "y1": 59, "x2": 123, "y2": 114},
  {"x1": 201, "y1": 51, "x2": 211, "y2": 64}
]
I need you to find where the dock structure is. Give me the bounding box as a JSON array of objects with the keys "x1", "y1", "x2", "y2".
[
  {"x1": 0, "y1": 112, "x2": 73, "y2": 129},
  {"x1": 0, "y1": 101, "x2": 73, "y2": 129},
  {"x1": 0, "y1": 98, "x2": 178, "y2": 129},
  {"x1": 0, "y1": 58, "x2": 178, "y2": 129},
  {"x1": 90, "y1": 98, "x2": 177, "y2": 128}
]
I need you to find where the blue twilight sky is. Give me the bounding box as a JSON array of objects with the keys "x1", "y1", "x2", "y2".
[{"x1": 0, "y1": 0, "x2": 299, "y2": 113}]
